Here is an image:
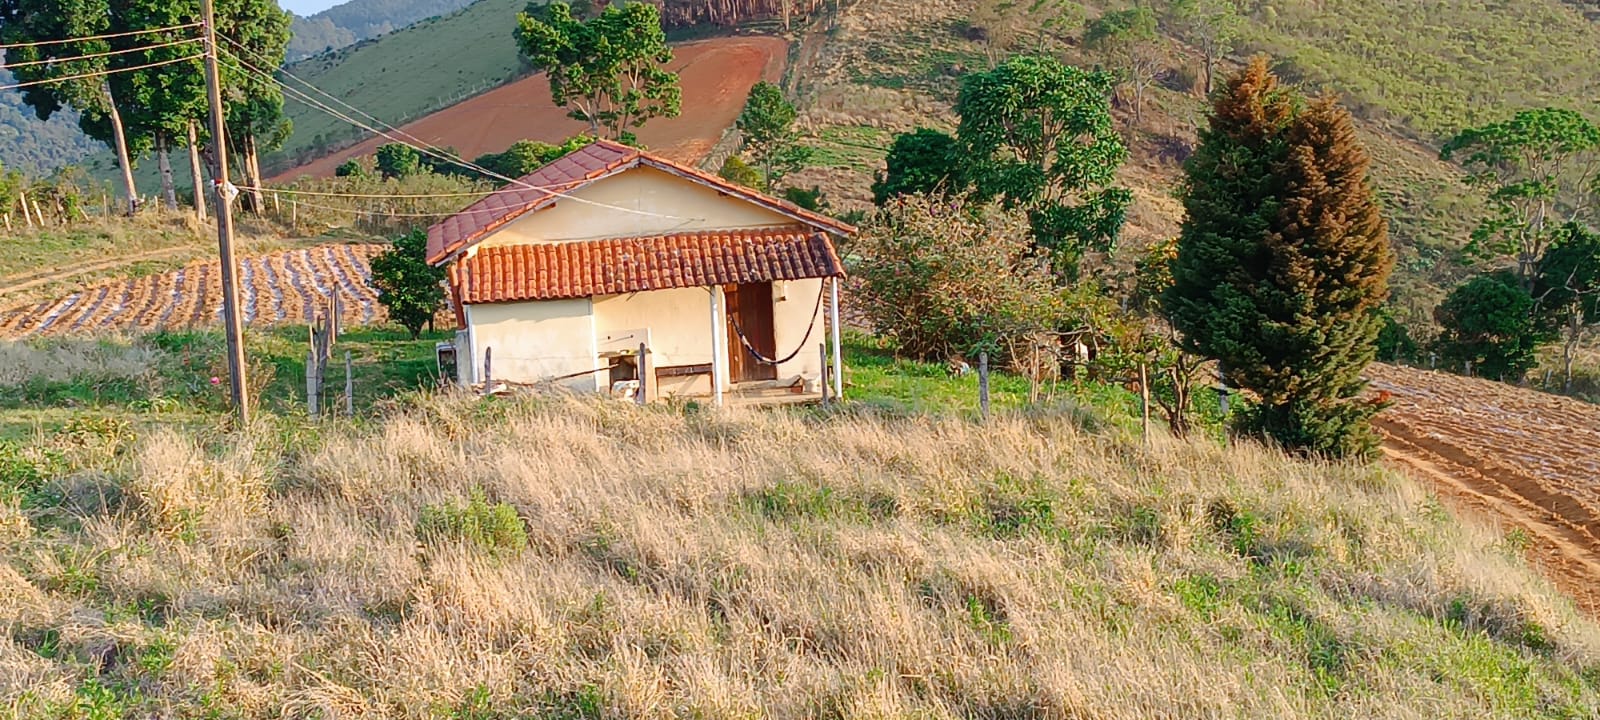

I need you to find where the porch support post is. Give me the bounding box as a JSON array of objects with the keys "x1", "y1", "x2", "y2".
[
  {"x1": 830, "y1": 276, "x2": 843, "y2": 401},
  {"x1": 709, "y1": 286, "x2": 724, "y2": 407}
]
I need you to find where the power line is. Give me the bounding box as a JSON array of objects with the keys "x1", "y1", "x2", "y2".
[
  {"x1": 216, "y1": 37, "x2": 702, "y2": 225},
  {"x1": 0, "y1": 53, "x2": 206, "y2": 91},
  {"x1": 0, "y1": 22, "x2": 202, "y2": 50},
  {"x1": 235, "y1": 185, "x2": 496, "y2": 200},
  {"x1": 0, "y1": 37, "x2": 200, "y2": 70}
]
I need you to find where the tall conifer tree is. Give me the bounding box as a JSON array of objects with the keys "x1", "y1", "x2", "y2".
[{"x1": 1163, "y1": 57, "x2": 1394, "y2": 458}]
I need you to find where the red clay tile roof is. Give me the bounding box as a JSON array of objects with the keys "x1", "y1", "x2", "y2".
[
  {"x1": 425, "y1": 139, "x2": 855, "y2": 266},
  {"x1": 454, "y1": 228, "x2": 844, "y2": 304}
]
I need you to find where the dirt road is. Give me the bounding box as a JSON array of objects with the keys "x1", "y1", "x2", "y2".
[
  {"x1": 1369, "y1": 363, "x2": 1600, "y2": 614},
  {"x1": 274, "y1": 36, "x2": 788, "y2": 181}
]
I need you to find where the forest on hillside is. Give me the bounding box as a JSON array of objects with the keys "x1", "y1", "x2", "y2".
[
  {"x1": 287, "y1": 0, "x2": 477, "y2": 59},
  {"x1": 0, "y1": 68, "x2": 100, "y2": 175}
]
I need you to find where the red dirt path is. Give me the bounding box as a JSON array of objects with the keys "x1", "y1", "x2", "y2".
[
  {"x1": 273, "y1": 36, "x2": 788, "y2": 181},
  {"x1": 1369, "y1": 363, "x2": 1600, "y2": 615}
]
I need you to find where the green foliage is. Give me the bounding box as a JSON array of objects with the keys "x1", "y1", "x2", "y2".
[
  {"x1": 849, "y1": 194, "x2": 1067, "y2": 363},
  {"x1": 956, "y1": 55, "x2": 1132, "y2": 278},
  {"x1": 717, "y1": 155, "x2": 764, "y2": 190},
  {"x1": 369, "y1": 228, "x2": 446, "y2": 339},
  {"x1": 1375, "y1": 310, "x2": 1419, "y2": 363},
  {"x1": 515, "y1": 1, "x2": 681, "y2": 142},
  {"x1": 1163, "y1": 0, "x2": 1241, "y2": 95},
  {"x1": 375, "y1": 143, "x2": 425, "y2": 179},
  {"x1": 1434, "y1": 270, "x2": 1547, "y2": 380},
  {"x1": 472, "y1": 135, "x2": 593, "y2": 180},
  {"x1": 1163, "y1": 59, "x2": 1393, "y2": 459},
  {"x1": 872, "y1": 127, "x2": 962, "y2": 205},
  {"x1": 416, "y1": 490, "x2": 528, "y2": 554},
  {"x1": 335, "y1": 158, "x2": 369, "y2": 178},
  {"x1": 1083, "y1": 6, "x2": 1162, "y2": 123},
  {"x1": 736, "y1": 81, "x2": 812, "y2": 190},
  {"x1": 1441, "y1": 108, "x2": 1600, "y2": 288},
  {"x1": 780, "y1": 185, "x2": 827, "y2": 212}
]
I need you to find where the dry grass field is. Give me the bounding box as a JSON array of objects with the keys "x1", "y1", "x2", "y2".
[{"x1": 5, "y1": 392, "x2": 1600, "y2": 718}]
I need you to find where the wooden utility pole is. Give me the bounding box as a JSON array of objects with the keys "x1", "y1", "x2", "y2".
[{"x1": 202, "y1": 0, "x2": 251, "y2": 423}]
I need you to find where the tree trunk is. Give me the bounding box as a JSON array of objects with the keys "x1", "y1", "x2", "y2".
[
  {"x1": 245, "y1": 134, "x2": 266, "y2": 215},
  {"x1": 157, "y1": 133, "x2": 179, "y2": 211},
  {"x1": 103, "y1": 82, "x2": 139, "y2": 216},
  {"x1": 188, "y1": 122, "x2": 208, "y2": 222},
  {"x1": 1202, "y1": 53, "x2": 1215, "y2": 95},
  {"x1": 1565, "y1": 308, "x2": 1582, "y2": 393}
]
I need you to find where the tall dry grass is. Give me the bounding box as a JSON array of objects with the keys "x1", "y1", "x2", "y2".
[{"x1": 3, "y1": 396, "x2": 1599, "y2": 718}]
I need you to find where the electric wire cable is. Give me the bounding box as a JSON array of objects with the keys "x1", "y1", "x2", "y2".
[
  {"x1": 0, "y1": 37, "x2": 201, "y2": 69},
  {"x1": 0, "y1": 53, "x2": 206, "y2": 91},
  {"x1": 0, "y1": 22, "x2": 201, "y2": 50}
]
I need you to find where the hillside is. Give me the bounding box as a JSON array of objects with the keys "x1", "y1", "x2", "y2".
[
  {"x1": 273, "y1": 36, "x2": 788, "y2": 179},
  {"x1": 0, "y1": 69, "x2": 102, "y2": 176},
  {"x1": 287, "y1": 0, "x2": 478, "y2": 60},
  {"x1": 266, "y1": 0, "x2": 533, "y2": 174},
  {"x1": 4, "y1": 385, "x2": 1600, "y2": 717}
]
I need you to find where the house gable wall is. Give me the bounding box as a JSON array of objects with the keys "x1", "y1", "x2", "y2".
[{"x1": 476, "y1": 166, "x2": 796, "y2": 249}]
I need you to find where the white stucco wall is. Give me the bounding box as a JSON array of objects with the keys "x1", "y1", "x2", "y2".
[
  {"x1": 465, "y1": 299, "x2": 600, "y2": 392},
  {"x1": 772, "y1": 278, "x2": 828, "y2": 382},
  {"x1": 594, "y1": 287, "x2": 719, "y2": 397},
  {"x1": 478, "y1": 166, "x2": 795, "y2": 248}
]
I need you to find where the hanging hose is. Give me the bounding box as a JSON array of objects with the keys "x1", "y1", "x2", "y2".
[{"x1": 727, "y1": 281, "x2": 828, "y2": 366}]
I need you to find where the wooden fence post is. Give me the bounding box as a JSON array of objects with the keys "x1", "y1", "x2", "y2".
[
  {"x1": 1139, "y1": 363, "x2": 1151, "y2": 442},
  {"x1": 636, "y1": 342, "x2": 648, "y2": 406},
  {"x1": 482, "y1": 347, "x2": 493, "y2": 396},
  {"x1": 306, "y1": 350, "x2": 320, "y2": 417},
  {"x1": 344, "y1": 351, "x2": 354, "y2": 417},
  {"x1": 978, "y1": 352, "x2": 991, "y2": 420},
  {"x1": 819, "y1": 343, "x2": 829, "y2": 404}
]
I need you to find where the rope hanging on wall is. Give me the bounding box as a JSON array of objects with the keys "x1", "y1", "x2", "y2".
[{"x1": 727, "y1": 281, "x2": 829, "y2": 366}]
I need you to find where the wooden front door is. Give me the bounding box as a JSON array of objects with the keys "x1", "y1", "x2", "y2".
[{"x1": 725, "y1": 283, "x2": 778, "y2": 382}]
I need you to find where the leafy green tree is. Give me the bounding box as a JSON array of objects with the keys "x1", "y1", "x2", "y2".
[
  {"x1": 473, "y1": 136, "x2": 592, "y2": 179},
  {"x1": 336, "y1": 158, "x2": 369, "y2": 178},
  {"x1": 1163, "y1": 57, "x2": 1395, "y2": 458},
  {"x1": 0, "y1": 0, "x2": 142, "y2": 215},
  {"x1": 736, "y1": 81, "x2": 811, "y2": 190},
  {"x1": 850, "y1": 192, "x2": 1066, "y2": 363},
  {"x1": 1083, "y1": 6, "x2": 1162, "y2": 124},
  {"x1": 1441, "y1": 108, "x2": 1600, "y2": 290},
  {"x1": 515, "y1": 1, "x2": 681, "y2": 142},
  {"x1": 370, "y1": 228, "x2": 447, "y2": 339},
  {"x1": 1534, "y1": 222, "x2": 1600, "y2": 390},
  {"x1": 872, "y1": 128, "x2": 963, "y2": 205},
  {"x1": 220, "y1": 0, "x2": 294, "y2": 215},
  {"x1": 957, "y1": 55, "x2": 1132, "y2": 278},
  {"x1": 1164, "y1": 0, "x2": 1241, "y2": 95},
  {"x1": 1375, "y1": 309, "x2": 1418, "y2": 362},
  {"x1": 375, "y1": 143, "x2": 424, "y2": 179},
  {"x1": 718, "y1": 155, "x2": 764, "y2": 190},
  {"x1": 782, "y1": 186, "x2": 827, "y2": 212},
  {"x1": 1434, "y1": 270, "x2": 1547, "y2": 381}
]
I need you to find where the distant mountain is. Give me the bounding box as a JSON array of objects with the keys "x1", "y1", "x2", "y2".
[
  {"x1": 0, "y1": 68, "x2": 101, "y2": 176},
  {"x1": 287, "y1": 0, "x2": 479, "y2": 60}
]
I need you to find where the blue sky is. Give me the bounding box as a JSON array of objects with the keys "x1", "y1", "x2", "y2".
[{"x1": 278, "y1": 0, "x2": 344, "y2": 16}]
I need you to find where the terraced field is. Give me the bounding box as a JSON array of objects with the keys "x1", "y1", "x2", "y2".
[
  {"x1": 1370, "y1": 363, "x2": 1600, "y2": 614},
  {"x1": 0, "y1": 244, "x2": 386, "y2": 339}
]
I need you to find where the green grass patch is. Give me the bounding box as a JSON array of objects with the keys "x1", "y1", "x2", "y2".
[{"x1": 417, "y1": 490, "x2": 529, "y2": 555}]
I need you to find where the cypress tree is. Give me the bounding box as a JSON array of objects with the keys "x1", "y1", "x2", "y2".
[{"x1": 1163, "y1": 58, "x2": 1395, "y2": 458}]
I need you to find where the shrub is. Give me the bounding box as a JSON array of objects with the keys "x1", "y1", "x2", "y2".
[
  {"x1": 417, "y1": 491, "x2": 528, "y2": 554},
  {"x1": 717, "y1": 155, "x2": 764, "y2": 190},
  {"x1": 849, "y1": 194, "x2": 1067, "y2": 364},
  {"x1": 1433, "y1": 270, "x2": 1548, "y2": 380}
]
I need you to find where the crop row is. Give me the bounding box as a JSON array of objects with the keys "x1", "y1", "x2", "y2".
[{"x1": 0, "y1": 244, "x2": 388, "y2": 340}]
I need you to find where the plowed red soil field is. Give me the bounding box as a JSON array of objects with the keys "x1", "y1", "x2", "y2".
[
  {"x1": 273, "y1": 36, "x2": 788, "y2": 181},
  {"x1": 0, "y1": 244, "x2": 386, "y2": 339},
  {"x1": 1369, "y1": 363, "x2": 1600, "y2": 614}
]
